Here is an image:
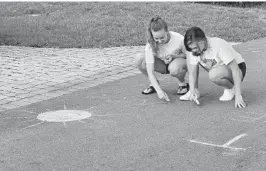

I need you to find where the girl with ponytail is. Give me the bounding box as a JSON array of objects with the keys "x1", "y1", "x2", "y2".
[{"x1": 135, "y1": 16, "x2": 189, "y2": 101}]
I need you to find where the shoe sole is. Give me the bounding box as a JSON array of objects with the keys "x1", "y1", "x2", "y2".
[{"x1": 180, "y1": 99, "x2": 190, "y2": 101}]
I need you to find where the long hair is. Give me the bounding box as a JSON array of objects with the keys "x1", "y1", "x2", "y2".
[
  {"x1": 184, "y1": 27, "x2": 206, "y2": 52},
  {"x1": 147, "y1": 16, "x2": 168, "y2": 56}
]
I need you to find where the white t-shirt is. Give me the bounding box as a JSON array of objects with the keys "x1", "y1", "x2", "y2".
[
  {"x1": 145, "y1": 31, "x2": 186, "y2": 64},
  {"x1": 188, "y1": 37, "x2": 245, "y2": 70}
]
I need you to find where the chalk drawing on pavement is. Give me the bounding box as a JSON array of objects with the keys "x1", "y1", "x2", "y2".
[
  {"x1": 189, "y1": 133, "x2": 248, "y2": 155},
  {"x1": 230, "y1": 113, "x2": 266, "y2": 123},
  {"x1": 14, "y1": 102, "x2": 118, "y2": 131},
  {"x1": 37, "y1": 110, "x2": 92, "y2": 122}
]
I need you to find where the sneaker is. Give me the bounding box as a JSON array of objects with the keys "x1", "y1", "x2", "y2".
[
  {"x1": 141, "y1": 84, "x2": 156, "y2": 95},
  {"x1": 219, "y1": 88, "x2": 235, "y2": 101},
  {"x1": 177, "y1": 83, "x2": 189, "y2": 95},
  {"x1": 180, "y1": 89, "x2": 200, "y2": 101},
  {"x1": 141, "y1": 80, "x2": 159, "y2": 95}
]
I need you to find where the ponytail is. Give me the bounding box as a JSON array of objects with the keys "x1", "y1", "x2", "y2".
[{"x1": 147, "y1": 16, "x2": 168, "y2": 57}]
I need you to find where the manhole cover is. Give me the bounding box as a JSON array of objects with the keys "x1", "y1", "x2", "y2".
[{"x1": 37, "y1": 110, "x2": 92, "y2": 122}]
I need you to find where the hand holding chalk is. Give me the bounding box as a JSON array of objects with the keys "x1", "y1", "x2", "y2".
[
  {"x1": 158, "y1": 90, "x2": 170, "y2": 102},
  {"x1": 163, "y1": 92, "x2": 170, "y2": 102},
  {"x1": 190, "y1": 89, "x2": 200, "y2": 105},
  {"x1": 192, "y1": 96, "x2": 200, "y2": 105}
]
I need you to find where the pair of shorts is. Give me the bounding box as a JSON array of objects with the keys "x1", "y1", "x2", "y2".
[
  {"x1": 152, "y1": 57, "x2": 170, "y2": 74},
  {"x1": 238, "y1": 62, "x2": 246, "y2": 81}
]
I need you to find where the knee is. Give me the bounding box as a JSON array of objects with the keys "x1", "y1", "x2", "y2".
[
  {"x1": 168, "y1": 64, "x2": 184, "y2": 77},
  {"x1": 168, "y1": 65, "x2": 179, "y2": 76},
  {"x1": 208, "y1": 70, "x2": 219, "y2": 83},
  {"x1": 135, "y1": 53, "x2": 146, "y2": 69},
  {"x1": 168, "y1": 60, "x2": 187, "y2": 76}
]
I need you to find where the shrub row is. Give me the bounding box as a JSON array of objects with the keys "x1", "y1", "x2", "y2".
[{"x1": 197, "y1": 2, "x2": 265, "y2": 8}]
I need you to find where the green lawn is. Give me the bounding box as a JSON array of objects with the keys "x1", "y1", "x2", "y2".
[{"x1": 0, "y1": 2, "x2": 266, "y2": 48}]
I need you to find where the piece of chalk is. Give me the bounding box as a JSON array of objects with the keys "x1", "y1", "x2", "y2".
[
  {"x1": 165, "y1": 96, "x2": 170, "y2": 102},
  {"x1": 193, "y1": 98, "x2": 200, "y2": 105}
]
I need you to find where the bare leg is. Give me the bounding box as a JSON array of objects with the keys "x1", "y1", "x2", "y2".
[
  {"x1": 168, "y1": 58, "x2": 189, "y2": 95},
  {"x1": 209, "y1": 65, "x2": 243, "y2": 101},
  {"x1": 168, "y1": 58, "x2": 187, "y2": 83},
  {"x1": 135, "y1": 53, "x2": 148, "y2": 77},
  {"x1": 209, "y1": 65, "x2": 240, "y2": 89},
  {"x1": 135, "y1": 53, "x2": 171, "y2": 76}
]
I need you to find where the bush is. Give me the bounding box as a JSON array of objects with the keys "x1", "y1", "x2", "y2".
[{"x1": 197, "y1": 2, "x2": 265, "y2": 8}]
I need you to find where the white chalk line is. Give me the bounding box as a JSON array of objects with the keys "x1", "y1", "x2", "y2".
[
  {"x1": 19, "y1": 122, "x2": 44, "y2": 130},
  {"x1": 240, "y1": 116, "x2": 256, "y2": 119},
  {"x1": 11, "y1": 110, "x2": 36, "y2": 114},
  {"x1": 189, "y1": 133, "x2": 247, "y2": 151},
  {"x1": 140, "y1": 99, "x2": 148, "y2": 106},
  {"x1": 231, "y1": 114, "x2": 266, "y2": 123},
  {"x1": 230, "y1": 118, "x2": 254, "y2": 122},
  {"x1": 223, "y1": 133, "x2": 247, "y2": 146},
  {"x1": 222, "y1": 151, "x2": 240, "y2": 156},
  {"x1": 2, "y1": 116, "x2": 35, "y2": 119},
  {"x1": 93, "y1": 114, "x2": 118, "y2": 117},
  {"x1": 84, "y1": 106, "x2": 101, "y2": 111},
  {"x1": 189, "y1": 139, "x2": 246, "y2": 151},
  {"x1": 107, "y1": 100, "x2": 123, "y2": 103},
  {"x1": 254, "y1": 114, "x2": 266, "y2": 121}
]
